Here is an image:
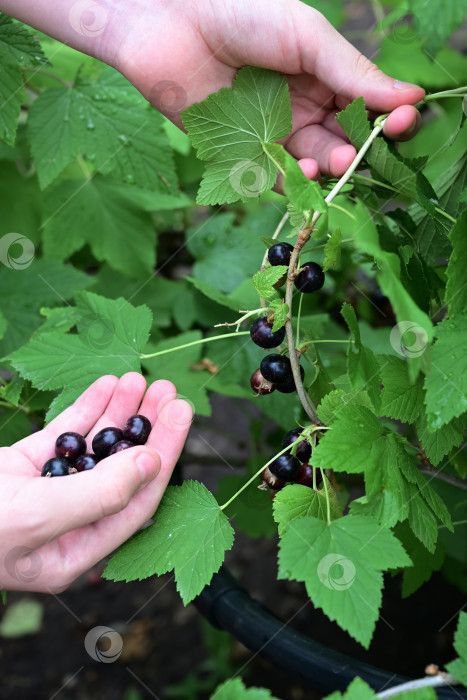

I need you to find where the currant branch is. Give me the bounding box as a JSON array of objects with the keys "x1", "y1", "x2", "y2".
[
  {"x1": 376, "y1": 671, "x2": 460, "y2": 698},
  {"x1": 284, "y1": 119, "x2": 387, "y2": 424}
]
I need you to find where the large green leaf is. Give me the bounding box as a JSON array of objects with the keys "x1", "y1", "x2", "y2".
[
  {"x1": 104, "y1": 481, "x2": 234, "y2": 604},
  {"x1": 28, "y1": 66, "x2": 177, "y2": 191},
  {"x1": 408, "y1": 0, "x2": 467, "y2": 55},
  {"x1": 182, "y1": 67, "x2": 292, "y2": 204},
  {"x1": 278, "y1": 515, "x2": 411, "y2": 647},
  {"x1": 43, "y1": 177, "x2": 157, "y2": 278},
  {"x1": 446, "y1": 612, "x2": 467, "y2": 686}
]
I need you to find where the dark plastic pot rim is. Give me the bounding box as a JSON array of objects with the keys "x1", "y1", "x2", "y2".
[{"x1": 193, "y1": 567, "x2": 467, "y2": 699}]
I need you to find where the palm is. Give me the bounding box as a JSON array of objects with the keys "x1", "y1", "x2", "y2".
[{"x1": 1, "y1": 373, "x2": 192, "y2": 592}]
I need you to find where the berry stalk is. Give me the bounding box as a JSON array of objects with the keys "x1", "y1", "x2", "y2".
[{"x1": 139, "y1": 331, "x2": 250, "y2": 360}]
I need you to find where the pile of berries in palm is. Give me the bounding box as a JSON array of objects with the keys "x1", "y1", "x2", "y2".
[
  {"x1": 41, "y1": 415, "x2": 151, "y2": 477},
  {"x1": 260, "y1": 427, "x2": 316, "y2": 494},
  {"x1": 249, "y1": 242, "x2": 325, "y2": 396}
]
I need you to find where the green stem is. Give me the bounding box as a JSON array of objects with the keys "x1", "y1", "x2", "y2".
[
  {"x1": 424, "y1": 86, "x2": 467, "y2": 101},
  {"x1": 219, "y1": 443, "x2": 293, "y2": 511},
  {"x1": 139, "y1": 331, "x2": 250, "y2": 360},
  {"x1": 328, "y1": 202, "x2": 356, "y2": 220},
  {"x1": 319, "y1": 466, "x2": 332, "y2": 525},
  {"x1": 263, "y1": 148, "x2": 286, "y2": 177},
  {"x1": 435, "y1": 207, "x2": 456, "y2": 224},
  {"x1": 21, "y1": 66, "x2": 71, "y2": 88},
  {"x1": 439, "y1": 519, "x2": 467, "y2": 530}
]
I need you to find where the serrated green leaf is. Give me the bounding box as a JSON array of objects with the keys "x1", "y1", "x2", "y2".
[
  {"x1": 263, "y1": 143, "x2": 326, "y2": 213},
  {"x1": 317, "y1": 389, "x2": 375, "y2": 425},
  {"x1": 416, "y1": 412, "x2": 466, "y2": 466},
  {"x1": 0, "y1": 374, "x2": 24, "y2": 406},
  {"x1": 335, "y1": 98, "x2": 371, "y2": 150},
  {"x1": 424, "y1": 314, "x2": 467, "y2": 429},
  {"x1": 5, "y1": 291, "x2": 151, "y2": 413},
  {"x1": 0, "y1": 61, "x2": 23, "y2": 146},
  {"x1": 446, "y1": 612, "x2": 467, "y2": 685},
  {"x1": 273, "y1": 483, "x2": 342, "y2": 535},
  {"x1": 104, "y1": 481, "x2": 234, "y2": 604},
  {"x1": 408, "y1": 0, "x2": 467, "y2": 55},
  {"x1": 340, "y1": 304, "x2": 381, "y2": 409},
  {"x1": 278, "y1": 515, "x2": 411, "y2": 647},
  {"x1": 43, "y1": 177, "x2": 156, "y2": 278},
  {"x1": 446, "y1": 210, "x2": 467, "y2": 317},
  {"x1": 323, "y1": 228, "x2": 342, "y2": 271},
  {"x1": 182, "y1": 67, "x2": 292, "y2": 205},
  {"x1": 186, "y1": 277, "x2": 244, "y2": 313},
  {"x1": 252, "y1": 266, "x2": 287, "y2": 299},
  {"x1": 337, "y1": 98, "x2": 436, "y2": 210},
  {"x1": 211, "y1": 678, "x2": 279, "y2": 700},
  {"x1": 28, "y1": 66, "x2": 177, "y2": 190},
  {"x1": 269, "y1": 301, "x2": 288, "y2": 332},
  {"x1": 380, "y1": 355, "x2": 424, "y2": 423},
  {"x1": 0, "y1": 15, "x2": 47, "y2": 68}
]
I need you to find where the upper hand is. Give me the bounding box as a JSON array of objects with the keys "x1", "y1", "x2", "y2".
[{"x1": 0, "y1": 372, "x2": 192, "y2": 593}]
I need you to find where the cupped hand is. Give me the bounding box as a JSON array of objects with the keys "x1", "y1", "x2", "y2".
[
  {"x1": 111, "y1": 0, "x2": 424, "y2": 178},
  {"x1": 0, "y1": 372, "x2": 192, "y2": 593}
]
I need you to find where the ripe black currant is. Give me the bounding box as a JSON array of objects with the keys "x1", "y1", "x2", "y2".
[
  {"x1": 109, "y1": 440, "x2": 136, "y2": 455},
  {"x1": 122, "y1": 414, "x2": 151, "y2": 445},
  {"x1": 282, "y1": 428, "x2": 311, "y2": 462},
  {"x1": 250, "y1": 369, "x2": 275, "y2": 395},
  {"x1": 250, "y1": 317, "x2": 285, "y2": 349},
  {"x1": 260, "y1": 354, "x2": 293, "y2": 384},
  {"x1": 268, "y1": 242, "x2": 293, "y2": 266},
  {"x1": 269, "y1": 453, "x2": 301, "y2": 482},
  {"x1": 275, "y1": 364, "x2": 305, "y2": 394},
  {"x1": 75, "y1": 453, "x2": 99, "y2": 472},
  {"x1": 296, "y1": 463, "x2": 315, "y2": 488},
  {"x1": 55, "y1": 432, "x2": 86, "y2": 462},
  {"x1": 92, "y1": 427, "x2": 124, "y2": 458},
  {"x1": 294, "y1": 261, "x2": 325, "y2": 293},
  {"x1": 41, "y1": 457, "x2": 72, "y2": 477}
]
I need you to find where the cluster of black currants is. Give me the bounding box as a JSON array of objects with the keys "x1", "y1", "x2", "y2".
[
  {"x1": 41, "y1": 415, "x2": 151, "y2": 477},
  {"x1": 249, "y1": 242, "x2": 325, "y2": 396},
  {"x1": 260, "y1": 428, "x2": 315, "y2": 494}
]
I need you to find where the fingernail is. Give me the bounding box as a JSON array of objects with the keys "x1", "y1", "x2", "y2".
[
  {"x1": 393, "y1": 80, "x2": 418, "y2": 90},
  {"x1": 136, "y1": 452, "x2": 160, "y2": 483}
]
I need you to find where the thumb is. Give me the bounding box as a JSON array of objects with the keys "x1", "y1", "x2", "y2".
[
  {"x1": 295, "y1": 3, "x2": 425, "y2": 112},
  {"x1": 27, "y1": 446, "x2": 161, "y2": 546}
]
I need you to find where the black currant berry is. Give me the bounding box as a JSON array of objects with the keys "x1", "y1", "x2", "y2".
[
  {"x1": 41, "y1": 457, "x2": 72, "y2": 477},
  {"x1": 275, "y1": 365, "x2": 305, "y2": 394},
  {"x1": 108, "y1": 440, "x2": 136, "y2": 455},
  {"x1": 282, "y1": 428, "x2": 312, "y2": 462},
  {"x1": 294, "y1": 261, "x2": 325, "y2": 293},
  {"x1": 75, "y1": 453, "x2": 99, "y2": 472},
  {"x1": 260, "y1": 466, "x2": 284, "y2": 490},
  {"x1": 92, "y1": 427, "x2": 124, "y2": 459},
  {"x1": 250, "y1": 317, "x2": 285, "y2": 349},
  {"x1": 122, "y1": 414, "x2": 151, "y2": 445},
  {"x1": 269, "y1": 453, "x2": 301, "y2": 482},
  {"x1": 250, "y1": 369, "x2": 275, "y2": 395},
  {"x1": 55, "y1": 432, "x2": 86, "y2": 462},
  {"x1": 268, "y1": 242, "x2": 293, "y2": 267},
  {"x1": 260, "y1": 354, "x2": 293, "y2": 385},
  {"x1": 296, "y1": 463, "x2": 315, "y2": 488}
]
